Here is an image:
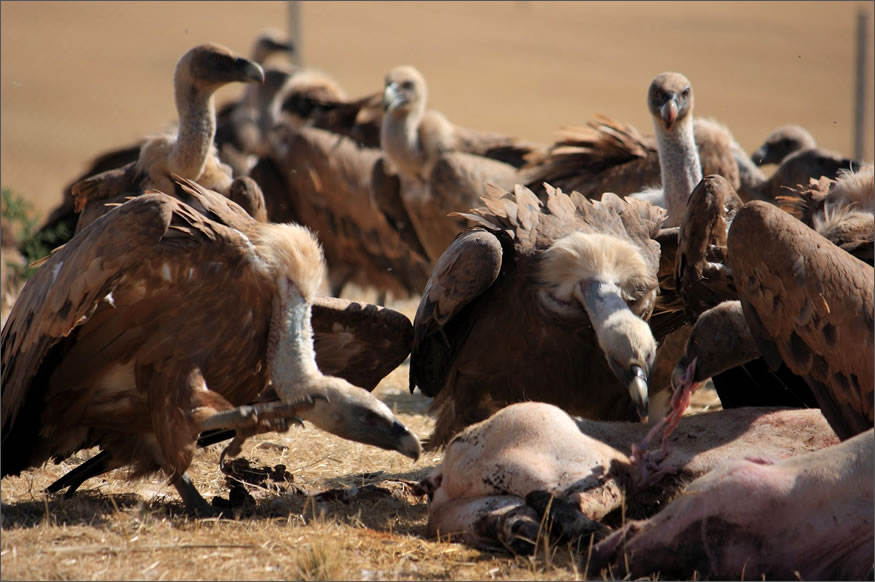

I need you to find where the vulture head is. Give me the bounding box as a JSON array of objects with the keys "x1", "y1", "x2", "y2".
[
  {"x1": 671, "y1": 300, "x2": 759, "y2": 397},
  {"x1": 251, "y1": 28, "x2": 296, "y2": 64},
  {"x1": 176, "y1": 43, "x2": 265, "y2": 98},
  {"x1": 647, "y1": 72, "x2": 694, "y2": 133},
  {"x1": 539, "y1": 232, "x2": 657, "y2": 418},
  {"x1": 751, "y1": 125, "x2": 817, "y2": 166},
  {"x1": 299, "y1": 376, "x2": 422, "y2": 460},
  {"x1": 383, "y1": 65, "x2": 427, "y2": 115}
]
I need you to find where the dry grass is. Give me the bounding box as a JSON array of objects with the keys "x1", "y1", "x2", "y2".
[
  {"x1": 1, "y1": 287, "x2": 721, "y2": 581},
  {"x1": 2, "y1": 2, "x2": 837, "y2": 578}
]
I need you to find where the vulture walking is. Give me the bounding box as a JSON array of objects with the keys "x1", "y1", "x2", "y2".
[
  {"x1": 409, "y1": 183, "x2": 669, "y2": 448},
  {"x1": 379, "y1": 65, "x2": 544, "y2": 263},
  {"x1": 1, "y1": 177, "x2": 421, "y2": 514}
]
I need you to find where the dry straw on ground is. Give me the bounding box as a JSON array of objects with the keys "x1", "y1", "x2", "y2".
[{"x1": 0, "y1": 289, "x2": 721, "y2": 581}]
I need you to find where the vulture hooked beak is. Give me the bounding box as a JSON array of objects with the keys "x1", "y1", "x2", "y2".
[
  {"x1": 383, "y1": 82, "x2": 407, "y2": 112},
  {"x1": 660, "y1": 97, "x2": 678, "y2": 131},
  {"x1": 751, "y1": 146, "x2": 768, "y2": 166},
  {"x1": 237, "y1": 58, "x2": 266, "y2": 85},
  {"x1": 627, "y1": 364, "x2": 650, "y2": 420}
]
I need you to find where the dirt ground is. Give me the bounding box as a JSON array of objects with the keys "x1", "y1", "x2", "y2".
[{"x1": 0, "y1": 2, "x2": 870, "y2": 580}]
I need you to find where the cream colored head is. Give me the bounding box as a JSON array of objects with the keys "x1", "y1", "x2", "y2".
[
  {"x1": 647, "y1": 72, "x2": 694, "y2": 133},
  {"x1": 539, "y1": 232, "x2": 657, "y2": 417},
  {"x1": 383, "y1": 65, "x2": 427, "y2": 115}
]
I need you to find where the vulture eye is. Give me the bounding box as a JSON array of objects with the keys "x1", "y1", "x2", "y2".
[
  {"x1": 681, "y1": 88, "x2": 690, "y2": 98},
  {"x1": 401, "y1": 80, "x2": 414, "y2": 90}
]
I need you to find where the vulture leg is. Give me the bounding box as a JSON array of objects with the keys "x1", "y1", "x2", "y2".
[
  {"x1": 45, "y1": 450, "x2": 113, "y2": 497},
  {"x1": 172, "y1": 472, "x2": 217, "y2": 517}
]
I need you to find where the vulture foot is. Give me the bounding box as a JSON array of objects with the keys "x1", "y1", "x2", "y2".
[{"x1": 173, "y1": 472, "x2": 222, "y2": 517}]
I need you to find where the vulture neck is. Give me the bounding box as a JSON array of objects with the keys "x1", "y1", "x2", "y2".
[
  {"x1": 382, "y1": 108, "x2": 426, "y2": 179},
  {"x1": 576, "y1": 279, "x2": 638, "y2": 352},
  {"x1": 171, "y1": 84, "x2": 217, "y2": 179},
  {"x1": 268, "y1": 284, "x2": 321, "y2": 402},
  {"x1": 655, "y1": 116, "x2": 701, "y2": 227}
]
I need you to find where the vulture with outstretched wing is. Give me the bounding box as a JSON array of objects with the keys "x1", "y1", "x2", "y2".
[{"x1": 1, "y1": 177, "x2": 421, "y2": 515}]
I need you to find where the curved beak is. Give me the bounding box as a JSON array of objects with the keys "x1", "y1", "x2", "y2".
[
  {"x1": 390, "y1": 420, "x2": 422, "y2": 461},
  {"x1": 660, "y1": 97, "x2": 678, "y2": 131},
  {"x1": 383, "y1": 82, "x2": 406, "y2": 112},
  {"x1": 237, "y1": 58, "x2": 265, "y2": 84},
  {"x1": 627, "y1": 364, "x2": 649, "y2": 420},
  {"x1": 751, "y1": 147, "x2": 767, "y2": 166}
]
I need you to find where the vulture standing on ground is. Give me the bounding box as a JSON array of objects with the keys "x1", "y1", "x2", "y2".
[
  {"x1": 1, "y1": 177, "x2": 421, "y2": 515},
  {"x1": 379, "y1": 65, "x2": 545, "y2": 263},
  {"x1": 409, "y1": 183, "x2": 669, "y2": 448},
  {"x1": 72, "y1": 43, "x2": 266, "y2": 233}
]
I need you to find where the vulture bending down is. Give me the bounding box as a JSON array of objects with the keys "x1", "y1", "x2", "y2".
[
  {"x1": 1, "y1": 177, "x2": 420, "y2": 515},
  {"x1": 410, "y1": 183, "x2": 668, "y2": 448},
  {"x1": 72, "y1": 43, "x2": 265, "y2": 233},
  {"x1": 656, "y1": 196, "x2": 873, "y2": 477},
  {"x1": 379, "y1": 65, "x2": 545, "y2": 263}
]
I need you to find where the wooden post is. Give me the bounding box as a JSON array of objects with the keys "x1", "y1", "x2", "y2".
[
  {"x1": 853, "y1": 7, "x2": 868, "y2": 161},
  {"x1": 288, "y1": 1, "x2": 302, "y2": 67}
]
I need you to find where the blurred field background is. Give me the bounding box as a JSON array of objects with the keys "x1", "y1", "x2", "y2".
[
  {"x1": 0, "y1": 2, "x2": 872, "y2": 580},
  {"x1": 1, "y1": 1, "x2": 873, "y2": 221}
]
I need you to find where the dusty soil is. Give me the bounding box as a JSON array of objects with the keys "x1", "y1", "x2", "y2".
[{"x1": 0, "y1": 2, "x2": 867, "y2": 580}]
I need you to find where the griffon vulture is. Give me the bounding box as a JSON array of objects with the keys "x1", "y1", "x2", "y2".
[
  {"x1": 37, "y1": 35, "x2": 293, "y2": 246},
  {"x1": 652, "y1": 198, "x2": 872, "y2": 476},
  {"x1": 1, "y1": 177, "x2": 421, "y2": 515},
  {"x1": 249, "y1": 122, "x2": 432, "y2": 299},
  {"x1": 72, "y1": 43, "x2": 265, "y2": 233},
  {"x1": 409, "y1": 183, "x2": 670, "y2": 448},
  {"x1": 751, "y1": 124, "x2": 818, "y2": 166},
  {"x1": 380, "y1": 65, "x2": 545, "y2": 262}
]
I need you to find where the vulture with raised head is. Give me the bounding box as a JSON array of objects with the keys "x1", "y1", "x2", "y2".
[
  {"x1": 521, "y1": 74, "x2": 748, "y2": 222},
  {"x1": 1, "y1": 177, "x2": 421, "y2": 514},
  {"x1": 379, "y1": 65, "x2": 545, "y2": 263},
  {"x1": 750, "y1": 124, "x2": 818, "y2": 166},
  {"x1": 72, "y1": 43, "x2": 265, "y2": 233},
  {"x1": 409, "y1": 183, "x2": 669, "y2": 448},
  {"x1": 250, "y1": 122, "x2": 432, "y2": 299},
  {"x1": 38, "y1": 34, "x2": 294, "y2": 247}
]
